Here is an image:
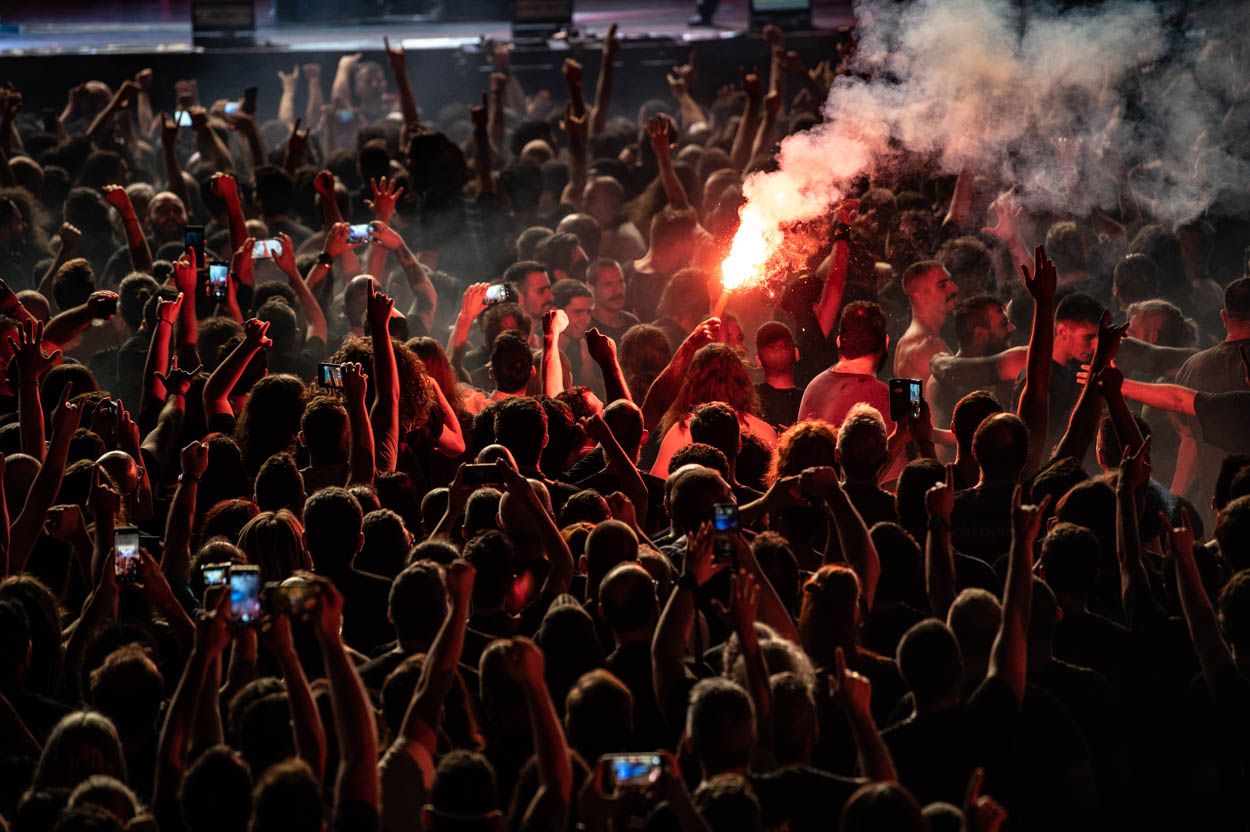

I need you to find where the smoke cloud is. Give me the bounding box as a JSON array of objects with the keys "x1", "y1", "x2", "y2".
[{"x1": 727, "y1": 0, "x2": 1250, "y2": 290}]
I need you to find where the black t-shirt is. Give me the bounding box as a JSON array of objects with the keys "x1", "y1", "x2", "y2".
[
  {"x1": 951, "y1": 483, "x2": 1016, "y2": 563},
  {"x1": 331, "y1": 798, "x2": 380, "y2": 832},
  {"x1": 1012, "y1": 360, "x2": 1082, "y2": 457},
  {"x1": 590, "y1": 310, "x2": 640, "y2": 345},
  {"x1": 1194, "y1": 390, "x2": 1250, "y2": 454},
  {"x1": 755, "y1": 382, "x2": 804, "y2": 430},
  {"x1": 605, "y1": 641, "x2": 675, "y2": 751}
]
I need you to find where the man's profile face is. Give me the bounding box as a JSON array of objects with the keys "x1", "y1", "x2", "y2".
[
  {"x1": 915, "y1": 267, "x2": 959, "y2": 318},
  {"x1": 355, "y1": 65, "x2": 386, "y2": 101},
  {"x1": 984, "y1": 304, "x2": 1013, "y2": 352},
  {"x1": 592, "y1": 265, "x2": 627, "y2": 312},
  {"x1": 519, "y1": 271, "x2": 554, "y2": 316},
  {"x1": 563, "y1": 297, "x2": 593, "y2": 340},
  {"x1": 1058, "y1": 321, "x2": 1099, "y2": 364}
]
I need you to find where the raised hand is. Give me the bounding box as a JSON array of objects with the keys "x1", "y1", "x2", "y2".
[
  {"x1": 44, "y1": 504, "x2": 84, "y2": 540},
  {"x1": 562, "y1": 58, "x2": 583, "y2": 87},
  {"x1": 340, "y1": 362, "x2": 369, "y2": 402},
  {"x1": 1010, "y1": 484, "x2": 1050, "y2": 548},
  {"x1": 763, "y1": 24, "x2": 784, "y2": 47},
  {"x1": 679, "y1": 318, "x2": 720, "y2": 358},
  {"x1": 925, "y1": 463, "x2": 955, "y2": 522},
  {"x1": 829, "y1": 645, "x2": 872, "y2": 716},
  {"x1": 561, "y1": 100, "x2": 587, "y2": 147},
  {"x1": 195, "y1": 589, "x2": 233, "y2": 660},
  {"x1": 383, "y1": 36, "x2": 407, "y2": 75},
  {"x1": 739, "y1": 66, "x2": 763, "y2": 99},
  {"x1": 175, "y1": 79, "x2": 198, "y2": 109},
  {"x1": 1092, "y1": 364, "x2": 1124, "y2": 396},
  {"x1": 981, "y1": 193, "x2": 1022, "y2": 243},
  {"x1": 303, "y1": 572, "x2": 345, "y2": 641},
  {"x1": 682, "y1": 521, "x2": 727, "y2": 588},
  {"x1": 490, "y1": 72, "x2": 508, "y2": 96},
  {"x1": 603, "y1": 23, "x2": 620, "y2": 60},
  {"x1": 605, "y1": 491, "x2": 638, "y2": 529},
  {"x1": 88, "y1": 463, "x2": 121, "y2": 522},
  {"x1": 711, "y1": 569, "x2": 760, "y2": 638},
  {"x1": 524, "y1": 90, "x2": 552, "y2": 120},
  {"x1": 323, "y1": 222, "x2": 361, "y2": 259},
  {"x1": 543, "y1": 308, "x2": 569, "y2": 339},
  {"x1": 799, "y1": 465, "x2": 843, "y2": 500},
  {"x1": 444, "y1": 558, "x2": 476, "y2": 607},
  {"x1": 674, "y1": 53, "x2": 697, "y2": 89},
  {"x1": 367, "y1": 221, "x2": 403, "y2": 251},
  {"x1": 101, "y1": 184, "x2": 132, "y2": 214},
  {"x1": 209, "y1": 171, "x2": 238, "y2": 203},
  {"x1": 155, "y1": 356, "x2": 201, "y2": 398},
  {"x1": 181, "y1": 439, "x2": 209, "y2": 479},
  {"x1": 278, "y1": 65, "x2": 300, "y2": 91},
  {"x1": 87, "y1": 290, "x2": 119, "y2": 320},
  {"x1": 365, "y1": 176, "x2": 404, "y2": 223},
  {"x1": 8, "y1": 319, "x2": 60, "y2": 383},
  {"x1": 286, "y1": 118, "x2": 309, "y2": 164},
  {"x1": 302, "y1": 63, "x2": 322, "y2": 82},
  {"x1": 1120, "y1": 436, "x2": 1153, "y2": 491},
  {"x1": 666, "y1": 72, "x2": 687, "y2": 101},
  {"x1": 763, "y1": 90, "x2": 782, "y2": 119},
  {"x1": 502, "y1": 636, "x2": 545, "y2": 686},
  {"x1": 172, "y1": 250, "x2": 198, "y2": 295},
  {"x1": 585, "y1": 327, "x2": 617, "y2": 365},
  {"x1": 1019, "y1": 244, "x2": 1056, "y2": 302},
  {"x1": 232, "y1": 237, "x2": 255, "y2": 286},
  {"x1": 646, "y1": 114, "x2": 673, "y2": 156},
  {"x1": 459, "y1": 283, "x2": 491, "y2": 320},
  {"x1": 313, "y1": 169, "x2": 336, "y2": 198},
  {"x1": 1091, "y1": 310, "x2": 1130, "y2": 373},
  {"x1": 365, "y1": 278, "x2": 395, "y2": 333},
  {"x1": 243, "y1": 318, "x2": 273, "y2": 351},
  {"x1": 59, "y1": 223, "x2": 82, "y2": 252},
  {"x1": 1160, "y1": 506, "x2": 1195, "y2": 559},
  {"x1": 963, "y1": 769, "x2": 1008, "y2": 832},
  {"x1": 159, "y1": 112, "x2": 179, "y2": 149},
  {"x1": 187, "y1": 105, "x2": 209, "y2": 131},
  {"x1": 778, "y1": 49, "x2": 806, "y2": 78},
  {"x1": 50, "y1": 381, "x2": 82, "y2": 437},
  {"x1": 272, "y1": 232, "x2": 298, "y2": 278}
]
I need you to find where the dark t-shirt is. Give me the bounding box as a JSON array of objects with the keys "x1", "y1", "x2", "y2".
[
  {"x1": 951, "y1": 483, "x2": 1016, "y2": 563},
  {"x1": 605, "y1": 641, "x2": 675, "y2": 751},
  {"x1": 755, "y1": 382, "x2": 804, "y2": 429},
  {"x1": 589, "y1": 309, "x2": 640, "y2": 345},
  {"x1": 1174, "y1": 338, "x2": 1250, "y2": 504},
  {"x1": 1194, "y1": 390, "x2": 1250, "y2": 454},
  {"x1": 1012, "y1": 360, "x2": 1082, "y2": 457},
  {"x1": 623, "y1": 265, "x2": 670, "y2": 324}
]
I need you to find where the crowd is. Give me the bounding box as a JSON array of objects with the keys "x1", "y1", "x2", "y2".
[{"x1": 0, "y1": 18, "x2": 1249, "y2": 832}]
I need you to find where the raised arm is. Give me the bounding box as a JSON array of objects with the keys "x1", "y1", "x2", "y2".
[
  {"x1": 988, "y1": 486, "x2": 1049, "y2": 704},
  {"x1": 140, "y1": 293, "x2": 180, "y2": 413},
  {"x1": 924, "y1": 464, "x2": 957, "y2": 621},
  {"x1": 303, "y1": 63, "x2": 326, "y2": 138},
  {"x1": 331, "y1": 53, "x2": 361, "y2": 110},
  {"x1": 384, "y1": 37, "x2": 421, "y2": 130},
  {"x1": 641, "y1": 318, "x2": 719, "y2": 431},
  {"x1": 8, "y1": 319, "x2": 58, "y2": 460},
  {"x1": 275, "y1": 233, "x2": 328, "y2": 342},
  {"x1": 1167, "y1": 506, "x2": 1235, "y2": 684},
  {"x1": 469, "y1": 94, "x2": 496, "y2": 197},
  {"x1": 1093, "y1": 365, "x2": 1145, "y2": 458},
  {"x1": 161, "y1": 440, "x2": 207, "y2": 579},
  {"x1": 750, "y1": 91, "x2": 782, "y2": 162},
  {"x1": 9, "y1": 384, "x2": 80, "y2": 575},
  {"x1": 815, "y1": 202, "x2": 856, "y2": 338},
  {"x1": 543, "y1": 309, "x2": 568, "y2": 397},
  {"x1": 314, "y1": 170, "x2": 344, "y2": 228},
  {"x1": 188, "y1": 106, "x2": 233, "y2": 172},
  {"x1": 277, "y1": 65, "x2": 300, "y2": 127},
  {"x1": 102, "y1": 185, "x2": 153, "y2": 274},
  {"x1": 582, "y1": 412, "x2": 647, "y2": 528},
  {"x1": 202, "y1": 318, "x2": 271, "y2": 419},
  {"x1": 307, "y1": 574, "x2": 380, "y2": 813},
  {"x1": 506, "y1": 638, "x2": 574, "y2": 829},
  {"x1": 226, "y1": 111, "x2": 268, "y2": 172},
  {"x1": 561, "y1": 102, "x2": 588, "y2": 208},
  {"x1": 646, "y1": 115, "x2": 690, "y2": 212},
  {"x1": 262, "y1": 611, "x2": 327, "y2": 779},
  {"x1": 488, "y1": 73, "x2": 507, "y2": 160},
  {"x1": 447, "y1": 283, "x2": 490, "y2": 357},
  {"x1": 366, "y1": 281, "x2": 401, "y2": 472},
  {"x1": 729, "y1": 69, "x2": 763, "y2": 172},
  {"x1": 831, "y1": 646, "x2": 897, "y2": 782},
  {"x1": 586, "y1": 328, "x2": 631, "y2": 403},
  {"x1": 42, "y1": 290, "x2": 120, "y2": 351},
  {"x1": 713, "y1": 570, "x2": 773, "y2": 768},
  {"x1": 208, "y1": 173, "x2": 247, "y2": 256},
  {"x1": 1052, "y1": 312, "x2": 1125, "y2": 462},
  {"x1": 981, "y1": 194, "x2": 1032, "y2": 278},
  {"x1": 589, "y1": 24, "x2": 619, "y2": 137},
  {"x1": 1116, "y1": 439, "x2": 1153, "y2": 610},
  {"x1": 652, "y1": 523, "x2": 724, "y2": 714},
  {"x1": 668, "y1": 57, "x2": 707, "y2": 132},
  {"x1": 929, "y1": 346, "x2": 1029, "y2": 387},
  {"x1": 282, "y1": 119, "x2": 309, "y2": 177},
  {"x1": 158, "y1": 114, "x2": 191, "y2": 212},
  {"x1": 141, "y1": 363, "x2": 198, "y2": 483},
  {"x1": 1016, "y1": 245, "x2": 1057, "y2": 481},
  {"x1": 86, "y1": 81, "x2": 141, "y2": 144},
  {"x1": 800, "y1": 465, "x2": 881, "y2": 613},
  {"x1": 36, "y1": 226, "x2": 82, "y2": 308},
  {"x1": 496, "y1": 460, "x2": 575, "y2": 599},
  {"x1": 369, "y1": 222, "x2": 436, "y2": 332},
  {"x1": 340, "y1": 362, "x2": 376, "y2": 486}
]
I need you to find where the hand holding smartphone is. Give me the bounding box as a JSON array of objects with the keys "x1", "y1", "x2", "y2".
[
  {"x1": 888, "y1": 378, "x2": 923, "y2": 422},
  {"x1": 206, "y1": 262, "x2": 229, "y2": 301},
  {"x1": 318, "y1": 362, "x2": 344, "y2": 389},
  {"x1": 346, "y1": 223, "x2": 372, "y2": 245},
  {"x1": 712, "y1": 502, "x2": 738, "y2": 563},
  {"x1": 251, "y1": 239, "x2": 283, "y2": 260},
  {"x1": 114, "y1": 527, "x2": 141, "y2": 583},
  {"x1": 229, "y1": 565, "x2": 262, "y2": 625},
  {"x1": 485, "y1": 283, "x2": 517, "y2": 306},
  {"x1": 602, "y1": 754, "x2": 663, "y2": 792}
]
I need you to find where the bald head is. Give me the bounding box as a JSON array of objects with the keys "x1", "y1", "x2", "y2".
[
  {"x1": 583, "y1": 177, "x2": 625, "y2": 225},
  {"x1": 668, "y1": 466, "x2": 733, "y2": 537},
  {"x1": 344, "y1": 275, "x2": 375, "y2": 329},
  {"x1": 97, "y1": 449, "x2": 140, "y2": 496},
  {"x1": 584, "y1": 520, "x2": 639, "y2": 601}
]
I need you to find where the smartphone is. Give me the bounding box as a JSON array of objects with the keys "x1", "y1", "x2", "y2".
[
  {"x1": 888, "y1": 378, "x2": 923, "y2": 422},
  {"x1": 712, "y1": 502, "x2": 738, "y2": 562},
  {"x1": 265, "y1": 580, "x2": 322, "y2": 618},
  {"x1": 114, "y1": 526, "x2": 141, "y2": 583},
  {"x1": 603, "y1": 754, "x2": 663, "y2": 790},
  {"x1": 462, "y1": 463, "x2": 502, "y2": 486},
  {"x1": 347, "y1": 223, "x2": 372, "y2": 245},
  {"x1": 223, "y1": 101, "x2": 239, "y2": 115},
  {"x1": 201, "y1": 562, "x2": 231, "y2": 587},
  {"x1": 97, "y1": 399, "x2": 117, "y2": 420},
  {"x1": 484, "y1": 283, "x2": 517, "y2": 306},
  {"x1": 229, "y1": 565, "x2": 262, "y2": 625},
  {"x1": 251, "y1": 238, "x2": 282, "y2": 260},
  {"x1": 207, "y1": 262, "x2": 229, "y2": 301},
  {"x1": 175, "y1": 110, "x2": 193, "y2": 127},
  {"x1": 93, "y1": 294, "x2": 118, "y2": 318},
  {"x1": 318, "y1": 362, "x2": 344, "y2": 389},
  {"x1": 184, "y1": 225, "x2": 206, "y2": 269},
  {"x1": 242, "y1": 86, "x2": 258, "y2": 115},
  {"x1": 337, "y1": 108, "x2": 355, "y2": 124}
]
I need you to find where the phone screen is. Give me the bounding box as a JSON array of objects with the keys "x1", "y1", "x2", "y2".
[
  {"x1": 176, "y1": 110, "x2": 192, "y2": 127},
  {"x1": 207, "y1": 264, "x2": 228, "y2": 300},
  {"x1": 606, "y1": 754, "x2": 663, "y2": 788},
  {"x1": 184, "y1": 226, "x2": 206, "y2": 268},
  {"x1": 318, "y1": 362, "x2": 343, "y2": 388},
  {"x1": 908, "y1": 379, "x2": 922, "y2": 420},
  {"x1": 485, "y1": 283, "x2": 515, "y2": 306},
  {"x1": 223, "y1": 101, "x2": 239, "y2": 115},
  {"x1": 347, "y1": 224, "x2": 371, "y2": 245},
  {"x1": 201, "y1": 563, "x2": 229, "y2": 586},
  {"x1": 713, "y1": 503, "x2": 739, "y2": 534},
  {"x1": 251, "y1": 239, "x2": 282, "y2": 260},
  {"x1": 462, "y1": 463, "x2": 501, "y2": 486},
  {"x1": 230, "y1": 567, "x2": 262, "y2": 624},
  {"x1": 114, "y1": 527, "x2": 141, "y2": 582}
]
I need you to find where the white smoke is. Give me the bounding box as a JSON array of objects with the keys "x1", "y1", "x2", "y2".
[{"x1": 728, "y1": 0, "x2": 1250, "y2": 287}]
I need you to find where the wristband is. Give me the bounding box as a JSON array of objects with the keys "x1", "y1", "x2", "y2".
[
  {"x1": 677, "y1": 572, "x2": 699, "y2": 592},
  {"x1": 831, "y1": 223, "x2": 851, "y2": 243},
  {"x1": 318, "y1": 252, "x2": 334, "y2": 267},
  {"x1": 178, "y1": 472, "x2": 199, "y2": 484},
  {"x1": 927, "y1": 515, "x2": 950, "y2": 532}
]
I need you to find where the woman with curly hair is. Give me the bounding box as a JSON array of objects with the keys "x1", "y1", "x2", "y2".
[
  {"x1": 406, "y1": 336, "x2": 473, "y2": 484},
  {"x1": 650, "y1": 342, "x2": 776, "y2": 477},
  {"x1": 233, "y1": 373, "x2": 307, "y2": 477},
  {"x1": 767, "y1": 420, "x2": 839, "y2": 571}
]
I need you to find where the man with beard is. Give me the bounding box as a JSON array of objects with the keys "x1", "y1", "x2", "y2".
[
  {"x1": 926, "y1": 295, "x2": 1019, "y2": 430},
  {"x1": 798, "y1": 300, "x2": 894, "y2": 432},
  {"x1": 587, "y1": 257, "x2": 637, "y2": 344},
  {"x1": 552, "y1": 279, "x2": 599, "y2": 392},
  {"x1": 894, "y1": 260, "x2": 959, "y2": 384},
  {"x1": 101, "y1": 190, "x2": 187, "y2": 287}
]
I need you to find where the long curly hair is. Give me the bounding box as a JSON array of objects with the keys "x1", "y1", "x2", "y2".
[
  {"x1": 659, "y1": 343, "x2": 759, "y2": 437},
  {"x1": 406, "y1": 336, "x2": 464, "y2": 419},
  {"x1": 766, "y1": 419, "x2": 839, "y2": 485},
  {"x1": 234, "y1": 374, "x2": 307, "y2": 476},
  {"x1": 330, "y1": 336, "x2": 433, "y2": 435}
]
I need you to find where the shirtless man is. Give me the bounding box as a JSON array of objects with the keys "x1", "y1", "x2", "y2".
[{"x1": 894, "y1": 260, "x2": 959, "y2": 383}]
